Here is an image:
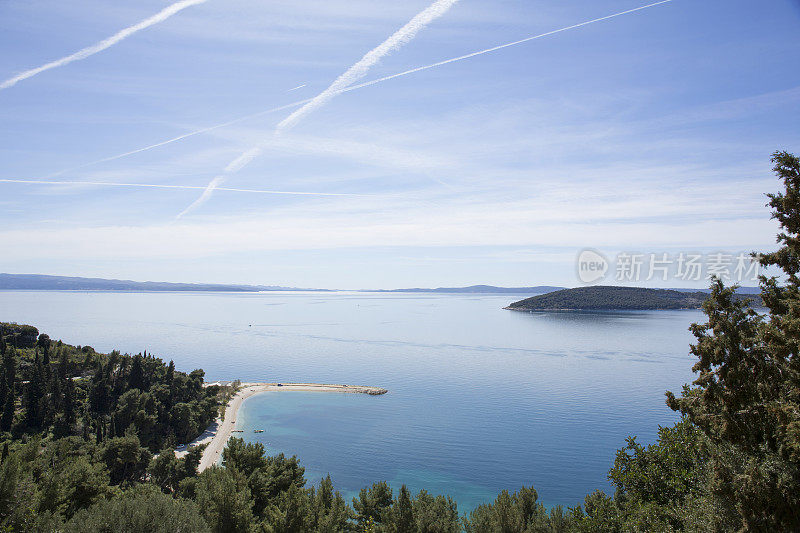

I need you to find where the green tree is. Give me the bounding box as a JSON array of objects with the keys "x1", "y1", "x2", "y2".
[
  {"x1": 128, "y1": 354, "x2": 145, "y2": 391},
  {"x1": 667, "y1": 151, "x2": 800, "y2": 531},
  {"x1": 0, "y1": 345, "x2": 14, "y2": 432},
  {"x1": 182, "y1": 444, "x2": 204, "y2": 479},
  {"x1": 353, "y1": 481, "x2": 393, "y2": 528},
  {"x1": 38, "y1": 333, "x2": 52, "y2": 385},
  {"x1": 308, "y1": 475, "x2": 350, "y2": 532},
  {"x1": 54, "y1": 349, "x2": 77, "y2": 437},
  {"x1": 222, "y1": 436, "x2": 268, "y2": 477},
  {"x1": 170, "y1": 402, "x2": 196, "y2": 443},
  {"x1": 64, "y1": 487, "x2": 209, "y2": 533},
  {"x1": 195, "y1": 465, "x2": 254, "y2": 533},
  {"x1": 38, "y1": 455, "x2": 112, "y2": 519},
  {"x1": 262, "y1": 453, "x2": 306, "y2": 499},
  {"x1": 0, "y1": 442, "x2": 41, "y2": 531},
  {"x1": 149, "y1": 448, "x2": 182, "y2": 493},
  {"x1": 24, "y1": 353, "x2": 44, "y2": 429},
  {"x1": 463, "y1": 486, "x2": 549, "y2": 533},
  {"x1": 100, "y1": 434, "x2": 152, "y2": 485},
  {"x1": 391, "y1": 485, "x2": 414, "y2": 533},
  {"x1": 411, "y1": 490, "x2": 459, "y2": 533},
  {"x1": 577, "y1": 491, "x2": 621, "y2": 533},
  {"x1": 276, "y1": 482, "x2": 310, "y2": 533},
  {"x1": 606, "y1": 419, "x2": 711, "y2": 530}
]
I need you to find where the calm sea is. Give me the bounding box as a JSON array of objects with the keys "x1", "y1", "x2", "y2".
[{"x1": 0, "y1": 290, "x2": 700, "y2": 511}]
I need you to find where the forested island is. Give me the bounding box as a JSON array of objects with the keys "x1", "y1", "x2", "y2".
[
  {"x1": 0, "y1": 152, "x2": 798, "y2": 531},
  {"x1": 505, "y1": 286, "x2": 710, "y2": 311}
]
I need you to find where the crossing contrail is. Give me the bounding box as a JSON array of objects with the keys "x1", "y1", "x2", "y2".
[
  {"x1": 41, "y1": 0, "x2": 673, "y2": 179},
  {"x1": 28, "y1": 0, "x2": 673, "y2": 205},
  {"x1": 177, "y1": 0, "x2": 460, "y2": 218},
  {"x1": 0, "y1": 178, "x2": 370, "y2": 197},
  {"x1": 0, "y1": 0, "x2": 207, "y2": 91},
  {"x1": 347, "y1": 0, "x2": 674, "y2": 92},
  {"x1": 276, "y1": 0, "x2": 460, "y2": 133}
]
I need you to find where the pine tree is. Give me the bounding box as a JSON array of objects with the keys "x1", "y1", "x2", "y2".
[{"x1": 393, "y1": 485, "x2": 415, "y2": 533}]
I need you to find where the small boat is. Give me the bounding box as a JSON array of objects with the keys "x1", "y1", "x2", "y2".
[{"x1": 254, "y1": 429, "x2": 264, "y2": 433}]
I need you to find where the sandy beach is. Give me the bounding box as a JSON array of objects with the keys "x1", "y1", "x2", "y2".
[{"x1": 176, "y1": 382, "x2": 387, "y2": 472}]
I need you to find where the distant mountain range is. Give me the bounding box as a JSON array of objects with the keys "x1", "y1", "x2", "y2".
[
  {"x1": 0, "y1": 274, "x2": 762, "y2": 297},
  {"x1": 675, "y1": 286, "x2": 761, "y2": 295},
  {"x1": 0, "y1": 275, "x2": 565, "y2": 294},
  {"x1": 0, "y1": 274, "x2": 329, "y2": 292}
]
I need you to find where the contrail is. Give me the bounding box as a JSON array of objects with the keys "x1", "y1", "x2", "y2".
[
  {"x1": 0, "y1": 0, "x2": 207, "y2": 91},
  {"x1": 44, "y1": 99, "x2": 314, "y2": 178},
  {"x1": 175, "y1": 176, "x2": 225, "y2": 218},
  {"x1": 346, "y1": 0, "x2": 674, "y2": 92},
  {"x1": 177, "y1": 0, "x2": 460, "y2": 218},
  {"x1": 34, "y1": 0, "x2": 673, "y2": 189},
  {"x1": 276, "y1": 0, "x2": 460, "y2": 133},
  {"x1": 41, "y1": 0, "x2": 673, "y2": 178},
  {"x1": 287, "y1": 84, "x2": 307, "y2": 91},
  {"x1": 0, "y1": 178, "x2": 370, "y2": 197}
]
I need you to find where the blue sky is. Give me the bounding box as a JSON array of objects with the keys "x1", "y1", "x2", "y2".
[{"x1": 1, "y1": 0, "x2": 798, "y2": 289}]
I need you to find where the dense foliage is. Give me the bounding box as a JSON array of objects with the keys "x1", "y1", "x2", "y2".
[
  {"x1": 0, "y1": 324, "x2": 221, "y2": 449},
  {"x1": 0, "y1": 152, "x2": 798, "y2": 531}
]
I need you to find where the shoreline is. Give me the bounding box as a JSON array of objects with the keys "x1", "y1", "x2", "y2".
[{"x1": 177, "y1": 382, "x2": 387, "y2": 472}]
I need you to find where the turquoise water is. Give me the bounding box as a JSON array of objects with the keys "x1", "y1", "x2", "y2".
[{"x1": 0, "y1": 290, "x2": 700, "y2": 511}]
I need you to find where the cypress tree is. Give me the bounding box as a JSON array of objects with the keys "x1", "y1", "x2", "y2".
[
  {"x1": 38, "y1": 334, "x2": 51, "y2": 384},
  {"x1": 0, "y1": 351, "x2": 6, "y2": 421},
  {"x1": 166, "y1": 360, "x2": 175, "y2": 410},
  {"x1": 24, "y1": 353, "x2": 44, "y2": 428},
  {"x1": 62, "y1": 352, "x2": 76, "y2": 428},
  {"x1": 1, "y1": 347, "x2": 15, "y2": 432},
  {"x1": 129, "y1": 354, "x2": 145, "y2": 391}
]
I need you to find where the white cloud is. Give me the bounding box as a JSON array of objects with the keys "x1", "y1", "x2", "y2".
[{"x1": 0, "y1": 178, "x2": 779, "y2": 261}]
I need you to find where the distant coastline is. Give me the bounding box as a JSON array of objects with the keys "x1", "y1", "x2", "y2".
[
  {"x1": 0, "y1": 273, "x2": 330, "y2": 292},
  {"x1": 181, "y1": 382, "x2": 388, "y2": 472},
  {"x1": 0, "y1": 274, "x2": 564, "y2": 295}
]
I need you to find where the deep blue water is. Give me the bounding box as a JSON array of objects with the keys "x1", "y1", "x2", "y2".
[{"x1": 0, "y1": 290, "x2": 700, "y2": 511}]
